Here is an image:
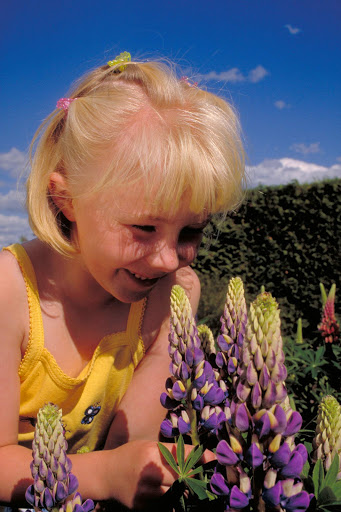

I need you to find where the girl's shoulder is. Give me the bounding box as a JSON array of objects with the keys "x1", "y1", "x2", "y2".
[
  {"x1": 0, "y1": 247, "x2": 28, "y2": 299},
  {"x1": 0, "y1": 247, "x2": 30, "y2": 351}
]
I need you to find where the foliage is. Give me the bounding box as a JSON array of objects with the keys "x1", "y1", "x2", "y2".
[
  {"x1": 158, "y1": 435, "x2": 214, "y2": 501},
  {"x1": 194, "y1": 179, "x2": 341, "y2": 342},
  {"x1": 283, "y1": 284, "x2": 341, "y2": 427},
  {"x1": 303, "y1": 455, "x2": 341, "y2": 511}
]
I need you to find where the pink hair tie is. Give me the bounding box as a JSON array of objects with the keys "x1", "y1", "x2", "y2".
[
  {"x1": 180, "y1": 76, "x2": 198, "y2": 88},
  {"x1": 56, "y1": 97, "x2": 76, "y2": 113}
]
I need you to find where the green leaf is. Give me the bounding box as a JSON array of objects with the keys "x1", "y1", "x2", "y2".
[
  {"x1": 205, "y1": 489, "x2": 219, "y2": 501},
  {"x1": 183, "y1": 443, "x2": 204, "y2": 474},
  {"x1": 320, "y1": 503, "x2": 341, "y2": 512},
  {"x1": 186, "y1": 465, "x2": 204, "y2": 477},
  {"x1": 318, "y1": 486, "x2": 337, "y2": 506},
  {"x1": 177, "y1": 495, "x2": 186, "y2": 512},
  {"x1": 301, "y1": 459, "x2": 311, "y2": 479},
  {"x1": 332, "y1": 481, "x2": 341, "y2": 499},
  {"x1": 313, "y1": 459, "x2": 325, "y2": 496},
  {"x1": 158, "y1": 442, "x2": 180, "y2": 475},
  {"x1": 316, "y1": 345, "x2": 325, "y2": 359},
  {"x1": 320, "y1": 283, "x2": 328, "y2": 308},
  {"x1": 176, "y1": 435, "x2": 185, "y2": 474},
  {"x1": 324, "y1": 454, "x2": 340, "y2": 489},
  {"x1": 184, "y1": 477, "x2": 209, "y2": 500}
]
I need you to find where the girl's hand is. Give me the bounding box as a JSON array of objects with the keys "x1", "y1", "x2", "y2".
[{"x1": 93, "y1": 440, "x2": 214, "y2": 509}]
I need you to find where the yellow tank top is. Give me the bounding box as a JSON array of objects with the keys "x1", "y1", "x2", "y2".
[{"x1": 3, "y1": 244, "x2": 147, "y2": 454}]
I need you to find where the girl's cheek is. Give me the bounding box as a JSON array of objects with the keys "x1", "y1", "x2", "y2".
[{"x1": 178, "y1": 242, "x2": 200, "y2": 264}]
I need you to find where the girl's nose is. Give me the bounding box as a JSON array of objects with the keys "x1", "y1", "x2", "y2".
[{"x1": 146, "y1": 242, "x2": 180, "y2": 274}]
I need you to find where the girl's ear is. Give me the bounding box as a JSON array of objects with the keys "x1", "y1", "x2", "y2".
[{"x1": 48, "y1": 172, "x2": 76, "y2": 222}]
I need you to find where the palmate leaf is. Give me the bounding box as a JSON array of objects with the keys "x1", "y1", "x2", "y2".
[
  {"x1": 158, "y1": 438, "x2": 205, "y2": 479},
  {"x1": 158, "y1": 440, "x2": 210, "y2": 502},
  {"x1": 183, "y1": 443, "x2": 204, "y2": 474},
  {"x1": 186, "y1": 466, "x2": 204, "y2": 477},
  {"x1": 158, "y1": 442, "x2": 180, "y2": 476},
  {"x1": 184, "y1": 476, "x2": 209, "y2": 500}
]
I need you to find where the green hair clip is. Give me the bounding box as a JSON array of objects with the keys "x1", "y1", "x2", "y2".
[{"x1": 107, "y1": 51, "x2": 131, "y2": 71}]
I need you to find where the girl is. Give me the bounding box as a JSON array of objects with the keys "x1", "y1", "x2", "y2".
[{"x1": 0, "y1": 53, "x2": 245, "y2": 509}]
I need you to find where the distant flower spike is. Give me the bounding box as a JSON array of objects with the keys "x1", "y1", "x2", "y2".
[
  {"x1": 312, "y1": 395, "x2": 341, "y2": 479},
  {"x1": 318, "y1": 284, "x2": 340, "y2": 344}
]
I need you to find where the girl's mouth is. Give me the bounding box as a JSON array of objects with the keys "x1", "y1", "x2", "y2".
[{"x1": 125, "y1": 270, "x2": 160, "y2": 287}]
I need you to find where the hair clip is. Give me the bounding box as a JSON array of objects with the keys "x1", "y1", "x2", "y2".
[
  {"x1": 56, "y1": 98, "x2": 76, "y2": 113},
  {"x1": 107, "y1": 51, "x2": 131, "y2": 72},
  {"x1": 180, "y1": 76, "x2": 198, "y2": 88}
]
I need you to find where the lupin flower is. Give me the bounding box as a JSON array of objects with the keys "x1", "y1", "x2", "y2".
[
  {"x1": 312, "y1": 395, "x2": 341, "y2": 478},
  {"x1": 25, "y1": 403, "x2": 94, "y2": 512},
  {"x1": 197, "y1": 324, "x2": 216, "y2": 358},
  {"x1": 236, "y1": 291, "x2": 288, "y2": 412},
  {"x1": 318, "y1": 284, "x2": 340, "y2": 344},
  {"x1": 216, "y1": 277, "x2": 247, "y2": 379},
  {"x1": 211, "y1": 286, "x2": 311, "y2": 511},
  {"x1": 160, "y1": 285, "x2": 227, "y2": 444}
]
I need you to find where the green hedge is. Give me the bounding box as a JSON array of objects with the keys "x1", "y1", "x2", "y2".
[{"x1": 193, "y1": 179, "x2": 341, "y2": 340}]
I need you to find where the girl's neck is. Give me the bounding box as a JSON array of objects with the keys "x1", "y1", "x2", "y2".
[{"x1": 23, "y1": 239, "x2": 117, "y2": 311}]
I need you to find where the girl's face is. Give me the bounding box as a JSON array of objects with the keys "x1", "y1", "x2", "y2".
[{"x1": 69, "y1": 182, "x2": 209, "y2": 303}]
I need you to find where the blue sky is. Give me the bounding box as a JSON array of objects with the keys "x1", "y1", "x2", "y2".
[{"x1": 1, "y1": 0, "x2": 340, "y2": 246}]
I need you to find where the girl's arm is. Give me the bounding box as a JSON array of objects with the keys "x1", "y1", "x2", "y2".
[
  {"x1": 104, "y1": 266, "x2": 201, "y2": 448},
  {"x1": 0, "y1": 250, "x2": 34, "y2": 503}
]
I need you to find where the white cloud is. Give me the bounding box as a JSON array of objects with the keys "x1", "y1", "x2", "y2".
[
  {"x1": 274, "y1": 100, "x2": 290, "y2": 110},
  {"x1": 247, "y1": 158, "x2": 341, "y2": 188},
  {"x1": 248, "y1": 65, "x2": 269, "y2": 83},
  {"x1": 197, "y1": 65, "x2": 269, "y2": 83},
  {"x1": 284, "y1": 24, "x2": 301, "y2": 35},
  {"x1": 0, "y1": 189, "x2": 26, "y2": 214},
  {"x1": 0, "y1": 186, "x2": 33, "y2": 247},
  {"x1": 290, "y1": 142, "x2": 321, "y2": 155},
  {"x1": 0, "y1": 148, "x2": 27, "y2": 179},
  {"x1": 198, "y1": 68, "x2": 245, "y2": 82},
  {"x1": 0, "y1": 214, "x2": 33, "y2": 248}
]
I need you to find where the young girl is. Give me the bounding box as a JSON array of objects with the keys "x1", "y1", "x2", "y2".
[{"x1": 0, "y1": 53, "x2": 245, "y2": 509}]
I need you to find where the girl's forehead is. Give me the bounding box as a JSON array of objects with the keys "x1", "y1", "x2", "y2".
[{"x1": 95, "y1": 183, "x2": 208, "y2": 223}]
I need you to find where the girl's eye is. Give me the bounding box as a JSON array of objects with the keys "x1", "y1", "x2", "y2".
[
  {"x1": 132, "y1": 225, "x2": 156, "y2": 233},
  {"x1": 179, "y1": 226, "x2": 205, "y2": 242}
]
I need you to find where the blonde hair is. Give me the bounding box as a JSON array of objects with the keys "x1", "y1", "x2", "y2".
[{"x1": 27, "y1": 57, "x2": 246, "y2": 256}]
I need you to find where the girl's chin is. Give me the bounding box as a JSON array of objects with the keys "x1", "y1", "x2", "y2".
[{"x1": 111, "y1": 269, "x2": 160, "y2": 302}]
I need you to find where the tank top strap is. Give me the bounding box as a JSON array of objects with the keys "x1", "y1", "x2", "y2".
[
  {"x1": 126, "y1": 297, "x2": 147, "y2": 367},
  {"x1": 2, "y1": 244, "x2": 45, "y2": 375}
]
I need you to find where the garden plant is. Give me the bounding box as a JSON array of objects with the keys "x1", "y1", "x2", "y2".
[
  {"x1": 25, "y1": 277, "x2": 340, "y2": 511},
  {"x1": 157, "y1": 279, "x2": 340, "y2": 511}
]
